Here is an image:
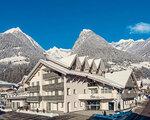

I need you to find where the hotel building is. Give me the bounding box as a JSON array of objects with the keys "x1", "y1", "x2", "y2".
[{"x1": 8, "y1": 54, "x2": 138, "y2": 113}]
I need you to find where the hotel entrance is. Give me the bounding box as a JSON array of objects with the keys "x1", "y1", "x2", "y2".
[{"x1": 85, "y1": 100, "x2": 100, "y2": 110}]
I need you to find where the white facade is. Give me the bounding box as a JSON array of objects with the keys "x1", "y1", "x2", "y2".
[{"x1": 8, "y1": 55, "x2": 139, "y2": 113}]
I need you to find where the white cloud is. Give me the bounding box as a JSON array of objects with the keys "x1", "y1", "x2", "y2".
[{"x1": 128, "y1": 22, "x2": 150, "y2": 34}]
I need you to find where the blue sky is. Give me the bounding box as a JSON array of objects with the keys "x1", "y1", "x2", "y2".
[{"x1": 0, "y1": 0, "x2": 150, "y2": 50}]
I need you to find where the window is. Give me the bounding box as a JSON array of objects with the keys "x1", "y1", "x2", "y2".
[
  {"x1": 49, "y1": 80, "x2": 52, "y2": 84},
  {"x1": 101, "y1": 87, "x2": 112, "y2": 93},
  {"x1": 84, "y1": 89, "x2": 86, "y2": 94},
  {"x1": 52, "y1": 80, "x2": 55, "y2": 84},
  {"x1": 37, "y1": 81, "x2": 39, "y2": 86},
  {"x1": 74, "y1": 102, "x2": 77, "y2": 108},
  {"x1": 90, "y1": 88, "x2": 98, "y2": 94},
  {"x1": 61, "y1": 103, "x2": 63, "y2": 108},
  {"x1": 35, "y1": 103, "x2": 37, "y2": 108},
  {"x1": 58, "y1": 90, "x2": 63, "y2": 95},
  {"x1": 29, "y1": 93, "x2": 34, "y2": 96},
  {"x1": 52, "y1": 91, "x2": 55, "y2": 96},
  {"x1": 101, "y1": 88, "x2": 104, "y2": 93},
  {"x1": 38, "y1": 72, "x2": 40, "y2": 76},
  {"x1": 58, "y1": 78, "x2": 63, "y2": 83},
  {"x1": 48, "y1": 91, "x2": 52, "y2": 96},
  {"x1": 80, "y1": 102, "x2": 82, "y2": 107},
  {"x1": 88, "y1": 82, "x2": 97, "y2": 87},
  {"x1": 32, "y1": 82, "x2": 34, "y2": 86},
  {"x1": 73, "y1": 89, "x2": 76, "y2": 94},
  {"x1": 31, "y1": 103, "x2": 33, "y2": 108},
  {"x1": 67, "y1": 88, "x2": 70, "y2": 95}
]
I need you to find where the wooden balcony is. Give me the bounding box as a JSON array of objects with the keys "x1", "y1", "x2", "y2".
[
  {"x1": 27, "y1": 86, "x2": 40, "y2": 93},
  {"x1": 42, "y1": 83, "x2": 64, "y2": 91},
  {"x1": 42, "y1": 95, "x2": 64, "y2": 101},
  {"x1": 26, "y1": 96, "x2": 41, "y2": 102},
  {"x1": 43, "y1": 72, "x2": 60, "y2": 80},
  {"x1": 121, "y1": 91, "x2": 137, "y2": 100},
  {"x1": 78, "y1": 93, "x2": 115, "y2": 100}
]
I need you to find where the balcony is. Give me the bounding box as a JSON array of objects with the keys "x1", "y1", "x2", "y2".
[
  {"x1": 42, "y1": 83, "x2": 64, "y2": 91},
  {"x1": 26, "y1": 96, "x2": 41, "y2": 102},
  {"x1": 42, "y1": 95, "x2": 64, "y2": 101},
  {"x1": 78, "y1": 93, "x2": 115, "y2": 100},
  {"x1": 27, "y1": 86, "x2": 40, "y2": 93},
  {"x1": 43, "y1": 73, "x2": 60, "y2": 80},
  {"x1": 121, "y1": 92, "x2": 137, "y2": 100}
]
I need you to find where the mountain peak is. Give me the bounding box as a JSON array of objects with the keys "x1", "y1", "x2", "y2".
[
  {"x1": 82, "y1": 29, "x2": 92, "y2": 33},
  {"x1": 4, "y1": 27, "x2": 23, "y2": 34},
  {"x1": 118, "y1": 39, "x2": 134, "y2": 43},
  {"x1": 79, "y1": 29, "x2": 94, "y2": 36}
]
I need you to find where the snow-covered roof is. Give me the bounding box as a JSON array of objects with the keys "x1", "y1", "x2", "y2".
[
  {"x1": 24, "y1": 54, "x2": 136, "y2": 89},
  {"x1": 58, "y1": 54, "x2": 77, "y2": 68},
  {"x1": 78, "y1": 56, "x2": 86, "y2": 65},
  {"x1": 105, "y1": 69, "x2": 133, "y2": 88},
  {"x1": 88, "y1": 58, "x2": 94, "y2": 67},
  {"x1": 94, "y1": 58, "x2": 101, "y2": 68},
  {"x1": 25, "y1": 58, "x2": 125, "y2": 89}
]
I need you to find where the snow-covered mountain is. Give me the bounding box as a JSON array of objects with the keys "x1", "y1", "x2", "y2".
[
  {"x1": 46, "y1": 46, "x2": 71, "y2": 60},
  {"x1": 72, "y1": 29, "x2": 143, "y2": 63},
  {"x1": 0, "y1": 27, "x2": 45, "y2": 83},
  {"x1": 111, "y1": 38, "x2": 150, "y2": 59},
  {"x1": 1, "y1": 27, "x2": 150, "y2": 83}
]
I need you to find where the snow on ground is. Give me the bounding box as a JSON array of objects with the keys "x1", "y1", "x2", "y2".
[
  {"x1": 0, "y1": 56, "x2": 29, "y2": 65},
  {"x1": 17, "y1": 110, "x2": 59, "y2": 117},
  {"x1": 0, "y1": 108, "x2": 12, "y2": 112}
]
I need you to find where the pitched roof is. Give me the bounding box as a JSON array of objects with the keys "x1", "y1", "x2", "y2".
[
  {"x1": 58, "y1": 54, "x2": 77, "y2": 68},
  {"x1": 78, "y1": 56, "x2": 86, "y2": 65},
  {"x1": 88, "y1": 58, "x2": 94, "y2": 67},
  {"x1": 94, "y1": 58, "x2": 101, "y2": 68},
  {"x1": 69, "y1": 70, "x2": 123, "y2": 89},
  {"x1": 105, "y1": 69, "x2": 133, "y2": 88},
  {"x1": 25, "y1": 58, "x2": 124, "y2": 89}
]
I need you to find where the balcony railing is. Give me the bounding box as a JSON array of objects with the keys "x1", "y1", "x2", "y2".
[
  {"x1": 27, "y1": 86, "x2": 40, "y2": 93},
  {"x1": 43, "y1": 73, "x2": 60, "y2": 80},
  {"x1": 78, "y1": 93, "x2": 115, "y2": 100},
  {"x1": 26, "y1": 96, "x2": 41, "y2": 102},
  {"x1": 42, "y1": 95, "x2": 64, "y2": 101},
  {"x1": 42, "y1": 83, "x2": 64, "y2": 91}
]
